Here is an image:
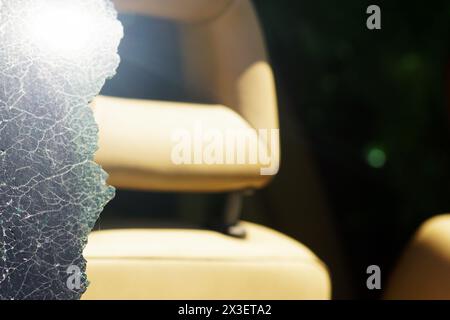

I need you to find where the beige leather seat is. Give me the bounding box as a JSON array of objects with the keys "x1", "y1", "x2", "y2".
[
  {"x1": 385, "y1": 214, "x2": 450, "y2": 300},
  {"x1": 83, "y1": 222, "x2": 330, "y2": 300},
  {"x1": 83, "y1": 0, "x2": 331, "y2": 300}
]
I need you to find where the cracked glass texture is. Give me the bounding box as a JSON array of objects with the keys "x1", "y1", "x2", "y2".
[{"x1": 0, "y1": 0, "x2": 122, "y2": 299}]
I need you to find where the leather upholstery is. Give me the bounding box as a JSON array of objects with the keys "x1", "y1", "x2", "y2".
[
  {"x1": 93, "y1": 96, "x2": 275, "y2": 192},
  {"x1": 94, "y1": 0, "x2": 280, "y2": 192},
  {"x1": 83, "y1": 222, "x2": 331, "y2": 300},
  {"x1": 114, "y1": 0, "x2": 233, "y2": 23},
  {"x1": 83, "y1": 0, "x2": 330, "y2": 301},
  {"x1": 385, "y1": 215, "x2": 450, "y2": 300}
]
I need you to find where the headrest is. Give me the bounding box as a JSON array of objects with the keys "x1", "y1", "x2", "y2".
[
  {"x1": 93, "y1": 96, "x2": 277, "y2": 192},
  {"x1": 94, "y1": 0, "x2": 280, "y2": 193},
  {"x1": 113, "y1": 0, "x2": 233, "y2": 23}
]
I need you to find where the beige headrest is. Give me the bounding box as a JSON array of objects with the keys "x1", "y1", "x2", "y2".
[
  {"x1": 95, "y1": 0, "x2": 280, "y2": 193},
  {"x1": 93, "y1": 97, "x2": 279, "y2": 192},
  {"x1": 113, "y1": 0, "x2": 233, "y2": 23}
]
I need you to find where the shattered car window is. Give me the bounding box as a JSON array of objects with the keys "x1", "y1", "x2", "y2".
[{"x1": 0, "y1": 0, "x2": 122, "y2": 299}]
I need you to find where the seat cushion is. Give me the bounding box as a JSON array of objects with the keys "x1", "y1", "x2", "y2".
[
  {"x1": 385, "y1": 214, "x2": 450, "y2": 300},
  {"x1": 82, "y1": 222, "x2": 331, "y2": 300}
]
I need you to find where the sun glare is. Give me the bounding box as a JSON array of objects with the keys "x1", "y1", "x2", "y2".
[{"x1": 27, "y1": 3, "x2": 96, "y2": 57}]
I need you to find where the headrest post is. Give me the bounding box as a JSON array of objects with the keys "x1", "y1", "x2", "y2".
[{"x1": 218, "y1": 191, "x2": 248, "y2": 238}]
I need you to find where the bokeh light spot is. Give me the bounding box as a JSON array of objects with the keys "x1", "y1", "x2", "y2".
[{"x1": 367, "y1": 148, "x2": 387, "y2": 169}]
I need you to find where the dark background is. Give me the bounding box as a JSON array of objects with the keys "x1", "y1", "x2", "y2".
[
  {"x1": 253, "y1": 0, "x2": 450, "y2": 299},
  {"x1": 99, "y1": 1, "x2": 450, "y2": 299}
]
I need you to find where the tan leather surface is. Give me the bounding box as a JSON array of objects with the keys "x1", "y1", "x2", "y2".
[
  {"x1": 385, "y1": 215, "x2": 450, "y2": 300},
  {"x1": 93, "y1": 97, "x2": 275, "y2": 192},
  {"x1": 113, "y1": 0, "x2": 233, "y2": 23},
  {"x1": 83, "y1": 222, "x2": 331, "y2": 300},
  {"x1": 94, "y1": 0, "x2": 280, "y2": 192}
]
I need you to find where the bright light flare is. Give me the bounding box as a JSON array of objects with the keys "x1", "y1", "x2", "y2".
[{"x1": 26, "y1": 3, "x2": 97, "y2": 57}]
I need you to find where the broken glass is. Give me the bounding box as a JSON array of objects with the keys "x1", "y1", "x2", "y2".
[{"x1": 0, "y1": 0, "x2": 122, "y2": 299}]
